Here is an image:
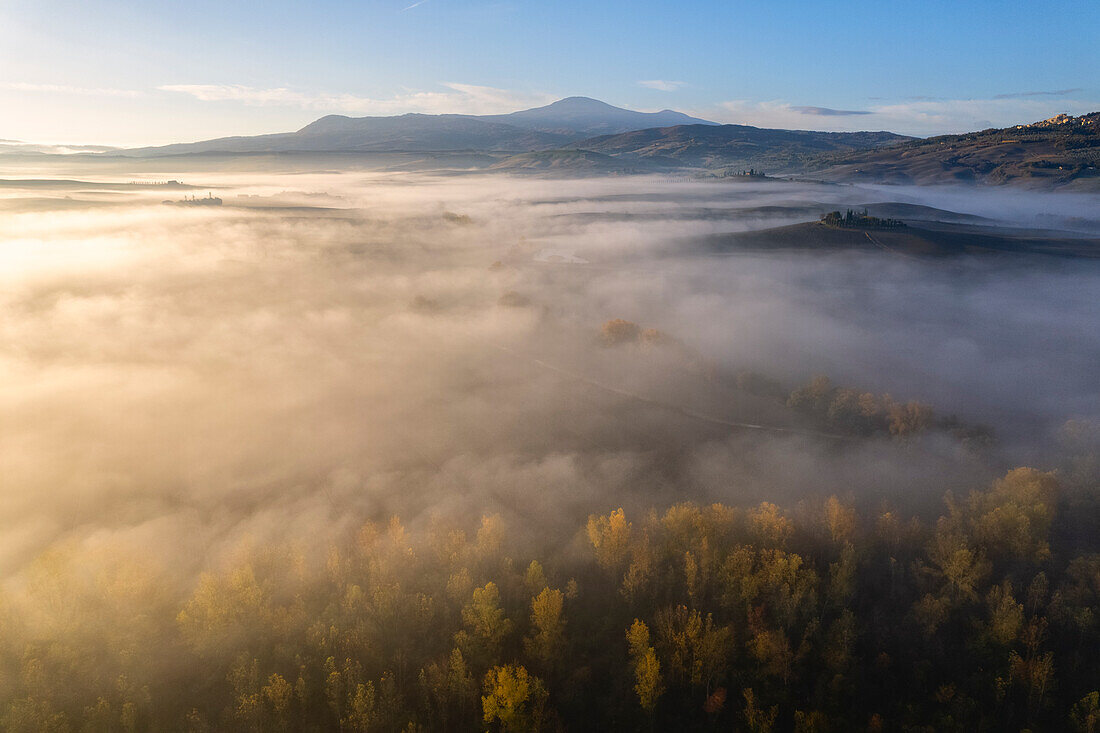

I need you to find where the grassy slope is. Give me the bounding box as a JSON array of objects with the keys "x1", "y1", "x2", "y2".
[
  {"x1": 694, "y1": 220, "x2": 1100, "y2": 258},
  {"x1": 807, "y1": 113, "x2": 1100, "y2": 188}
]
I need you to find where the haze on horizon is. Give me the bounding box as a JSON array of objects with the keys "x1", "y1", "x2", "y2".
[{"x1": 1, "y1": 0, "x2": 1099, "y2": 145}]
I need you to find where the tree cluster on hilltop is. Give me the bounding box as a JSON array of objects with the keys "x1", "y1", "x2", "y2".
[{"x1": 819, "y1": 209, "x2": 906, "y2": 230}]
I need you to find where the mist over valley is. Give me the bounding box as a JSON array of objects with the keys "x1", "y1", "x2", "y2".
[
  {"x1": 1, "y1": 152, "x2": 1098, "y2": 727},
  {"x1": 2, "y1": 9, "x2": 1100, "y2": 723}
]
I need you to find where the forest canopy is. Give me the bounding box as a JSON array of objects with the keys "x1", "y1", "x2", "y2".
[{"x1": 2, "y1": 467, "x2": 1098, "y2": 732}]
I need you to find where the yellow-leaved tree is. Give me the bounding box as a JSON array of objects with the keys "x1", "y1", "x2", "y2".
[
  {"x1": 587, "y1": 508, "x2": 632, "y2": 573},
  {"x1": 524, "y1": 588, "x2": 565, "y2": 668},
  {"x1": 481, "y1": 664, "x2": 547, "y2": 732},
  {"x1": 626, "y1": 619, "x2": 664, "y2": 713},
  {"x1": 454, "y1": 582, "x2": 512, "y2": 670}
]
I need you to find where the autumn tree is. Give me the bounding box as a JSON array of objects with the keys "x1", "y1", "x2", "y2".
[
  {"x1": 600, "y1": 319, "x2": 641, "y2": 345},
  {"x1": 626, "y1": 620, "x2": 664, "y2": 714},
  {"x1": 587, "y1": 508, "x2": 632, "y2": 573},
  {"x1": 481, "y1": 665, "x2": 548, "y2": 732},
  {"x1": 455, "y1": 582, "x2": 513, "y2": 671},
  {"x1": 524, "y1": 588, "x2": 566, "y2": 670}
]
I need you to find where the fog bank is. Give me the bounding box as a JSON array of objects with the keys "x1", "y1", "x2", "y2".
[{"x1": 1, "y1": 166, "x2": 1098, "y2": 581}]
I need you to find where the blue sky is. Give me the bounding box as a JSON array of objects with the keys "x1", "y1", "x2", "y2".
[{"x1": 1, "y1": 0, "x2": 1097, "y2": 145}]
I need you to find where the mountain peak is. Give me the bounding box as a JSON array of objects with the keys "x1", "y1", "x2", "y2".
[
  {"x1": 545, "y1": 96, "x2": 620, "y2": 109},
  {"x1": 485, "y1": 96, "x2": 717, "y2": 136}
]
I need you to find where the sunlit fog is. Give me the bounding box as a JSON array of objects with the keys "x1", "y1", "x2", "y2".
[{"x1": 2, "y1": 129, "x2": 1100, "y2": 730}]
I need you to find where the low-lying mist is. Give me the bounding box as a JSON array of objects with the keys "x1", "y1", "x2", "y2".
[
  {"x1": 3, "y1": 162, "x2": 1100, "y2": 730},
  {"x1": 1, "y1": 168, "x2": 1098, "y2": 580}
]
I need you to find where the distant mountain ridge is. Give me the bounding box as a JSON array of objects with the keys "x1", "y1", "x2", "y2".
[
  {"x1": 18, "y1": 98, "x2": 1100, "y2": 189},
  {"x1": 122, "y1": 97, "x2": 717, "y2": 157}
]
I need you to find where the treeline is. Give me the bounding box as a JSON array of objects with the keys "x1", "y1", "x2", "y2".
[
  {"x1": 2, "y1": 468, "x2": 1099, "y2": 731},
  {"x1": 820, "y1": 210, "x2": 905, "y2": 230},
  {"x1": 596, "y1": 318, "x2": 988, "y2": 445},
  {"x1": 738, "y1": 372, "x2": 993, "y2": 445}
]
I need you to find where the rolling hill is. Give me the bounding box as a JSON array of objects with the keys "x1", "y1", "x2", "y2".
[
  {"x1": 805, "y1": 112, "x2": 1100, "y2": 188},
  {"x1": 492, "y1": 124, "x2": 912, "y2": 174},
  {"x1": 691, "y1": 219, "x2": 1100, "y2": 258},
  {"x1": 486, "y1": 149, "x2": 647, "y2": 174}
]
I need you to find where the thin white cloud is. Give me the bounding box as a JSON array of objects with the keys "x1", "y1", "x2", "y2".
[
  {"x1": 638, "y1": 80, "x2": 685, "y2": 92},
  {"x1": 402, "y1": 0, "x2": 429, "y2": 9},
  {"x1": 790, "y1": 105, "x2": 871, "y2": 116},
  {"x1": 993, "y1": 88, "x2": 1083, "y2": 99},
  {"x1": 158, "y1": 83, "x2": 556, "y2": 116},
  {"x1": 867, "y1": 97, "x2": 1100, "y2": 136},
  {"x1": 0, "y1": 82, "x2": 141, "y2": 98},
  {"x1": 708, "y1": 94, "x2": 1100, "y2": 136}
]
